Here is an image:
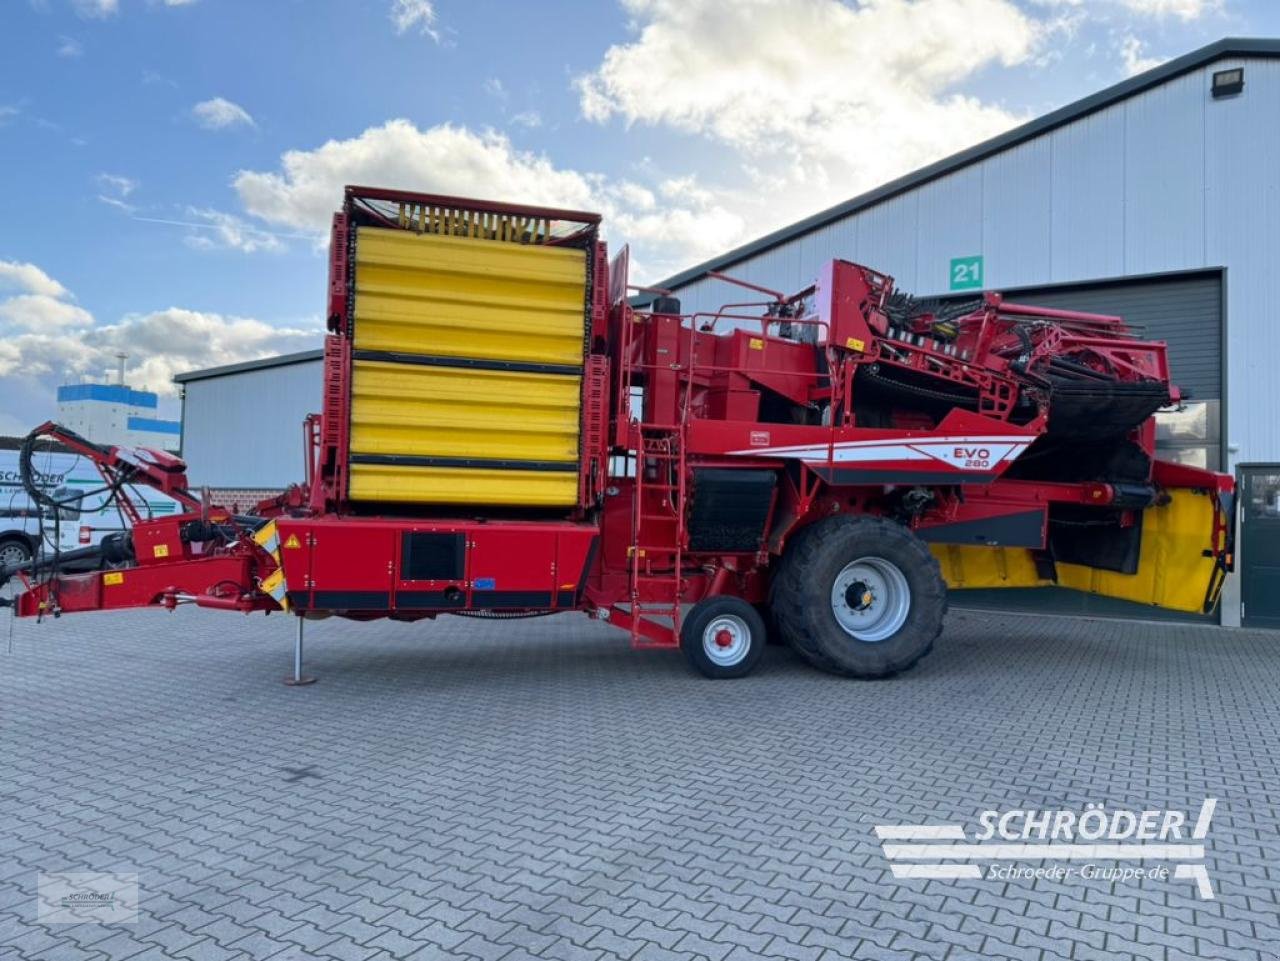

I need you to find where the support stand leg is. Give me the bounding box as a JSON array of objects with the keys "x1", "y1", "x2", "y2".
[{"x1": 283, "y1": 615, "x2": 317, "y2": 686}]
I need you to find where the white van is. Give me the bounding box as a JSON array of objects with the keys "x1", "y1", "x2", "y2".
[{"x1": 0, "y1": 447, "x2": 180, "y2": 570}]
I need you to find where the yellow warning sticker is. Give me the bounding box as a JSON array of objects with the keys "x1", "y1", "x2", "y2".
[
  {"x1": 846, "y1": 336, "x2": 866, "y2": 352},
  {"x1": 153, "y1": 544, "x2": 169, "y2": 558},
  {"x1": 284, "y1": 534, "x2": 301, "y2": 549},
  {"x1": 749, "y1": 337, "x2": 764, "y2": 350},
  {"x1": 103, "y1": 572, "x2": 124, "y2": 586}
]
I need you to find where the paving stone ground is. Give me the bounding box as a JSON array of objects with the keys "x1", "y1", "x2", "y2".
[{"x1": 1, "y1": 606, "x2": 1278, "y2": 961}]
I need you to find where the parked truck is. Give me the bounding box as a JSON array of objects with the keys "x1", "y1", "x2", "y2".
[
  {"x1": 1, "y1": 187, "x2": 1235, "y2": 679},
  {"x1": 0, "y1": 446, "x2": 180, "y2": 571}
]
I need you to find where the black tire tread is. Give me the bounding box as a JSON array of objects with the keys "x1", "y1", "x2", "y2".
[{"x1": 772, "y1": 515, "x2": 946, "y2": 678}]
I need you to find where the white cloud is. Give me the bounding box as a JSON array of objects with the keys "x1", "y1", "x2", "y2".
[
  {"x1": 96, "y1": 172, "x2": 138, "y2": 213},
  {"x1": 1032, "y1": 0, "x2": 1219, "y2": 18},
  {"x1": 181, "y1": 208, "x2": 285, "y2": 254},
  {"x1": 0, "y1": 105, "x2": 19, "y2": 125},
  {"x1": 0, "y1": 294, "x2": 94, "y2": 332},
  {"x1": 81, "y1": 309, "x2": 318, "y2": 390},
  {"x1": 56, "y1": 36, "x2": 83, "y2": 58},
  {"x1": 0, "y1": 259, "x2": 321, "y2": 429},
  {"x1": 0, "y1": 262, "x2": 90, "y2": 341},
  {"x1": 72, "y1": 0, "x2": 117, "y2": 18},
  {"x1": 580, "y1": 0, "x2": 1038, "y2": 200},
  {"x1": 142, "y1": 69, "x2": 179, "y2": 87},
  {"x1": 234, "y1": 122, "x2": 598, "y2": 233},
  {"x1": 1118, "y1": 0, "x2": 1219, "y2": 19},
  {"x1": 1119, "y1": 34, "x2": 1165, "y2": 76},
  {"x1": 233, "y1": 120, "x2": 744, "y2": 280},
  {"x1": 97, "y1": 172, "x2": 137, "y2": 197},
  {"x1": 0, "y1": 260, "x2": 70, "y2": 299},
  {"x1": 390, "y1": 0, "x2": 439, "y2": 39},
  {"x1": 98, "y1": 195, "x2": 137, "y2": 213},
  {"x1": 192, "y1": 96, "x2": 254, "y2": 130},
  {"x1": 160, "y1": 0, "x2": 200, "y2": 5},
  {"x1": 570, "y1": 0, "x2": 1050, "y2": 260},
  {"x1": 0, "y1": 308, "x2": 318, "y2": 396},
  {"x1": 511, "y1": 110, "x2": 542, "y2": 129}
]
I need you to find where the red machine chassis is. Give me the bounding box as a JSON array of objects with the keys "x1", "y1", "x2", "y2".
[{"x1": 10, "y1": 188, "x2": 1234, "y2": 653}]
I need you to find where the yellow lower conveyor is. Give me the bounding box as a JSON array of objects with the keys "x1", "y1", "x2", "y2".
[{"x1": 931, "y1": 488, "x2": 1226, "y2": 614}]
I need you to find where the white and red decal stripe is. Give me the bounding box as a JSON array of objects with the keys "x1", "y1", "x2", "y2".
[{"x1": 726, "y1": 435, "x2": 1033, "y2": 472}]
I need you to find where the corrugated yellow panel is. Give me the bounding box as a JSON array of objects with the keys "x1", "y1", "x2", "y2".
[
  {"x1": 349, "y1": 360, "x2": 581, "y2": 463},
  {"x1": 353, "y1": 227, "x2": 587, "y2": 366},
  {"x1": 930, "y1": 488, "x2": 1224, "y2": 614},
  {"x1": 349, "y1": 463, "x2": 577, "y2": 507}
]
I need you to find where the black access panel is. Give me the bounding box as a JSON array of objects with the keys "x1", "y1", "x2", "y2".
[{"x1": 1239, "y1": 464, "x2": 1280, "y2": 629}]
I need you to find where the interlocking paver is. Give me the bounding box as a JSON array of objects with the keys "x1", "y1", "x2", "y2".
[{"x1": 0, "y1": 608, "x2": 1278, "y2": 961}]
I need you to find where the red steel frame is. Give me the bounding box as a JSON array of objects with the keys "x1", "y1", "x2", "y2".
[{"x1": 10, "y1": 188, "x2": 1235, "y2": 644}]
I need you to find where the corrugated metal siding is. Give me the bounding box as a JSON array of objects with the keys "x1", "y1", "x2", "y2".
[
  {"x1": 1206, "y1": 59, "x2": 1280, "y2": 464},
  {"x1": 1048, "y1": 107, "x2": 1127, "y2": 282},
  {"x1": 181, "y1": 360, "x2": 322, "y2": 488},
  {"x1": 981, "y1": 138, "x2": 1052, "y2": 288},
  {"x1": 916, "y1": 166, "x2": 983, "y2": 294},
  {"x1": 1123, "y1": 70, "x2": 1205, "y2": 273}
]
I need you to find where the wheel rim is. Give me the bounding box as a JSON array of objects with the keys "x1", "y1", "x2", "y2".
[
  {"x1": 830, "y1": 556, "x2": 911, "y2": 642},
  {"x1": 702, "y1": 614, "x2": 752, "y2": 666},
  {"x1": 0, "y1": 543, "x2": 29, "y2": 568}
]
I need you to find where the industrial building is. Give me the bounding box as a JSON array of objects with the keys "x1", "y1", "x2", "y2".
[
  {"x1": 56, "y1": 383, "x2": 181, "y2": 451},
  {"x1": 173, "y1": 349, "x2": 321, "y2": 507},
  {"x1": 175, "y1": 37, "x2": 1280, "y2": 628}
]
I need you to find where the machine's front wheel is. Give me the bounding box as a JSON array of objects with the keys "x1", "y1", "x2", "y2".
[
  {"x1": 680, "y1": 596, "x2": 767, "y2": 679},
  {"x1": 773, "y1": 515, "x2": 946, "y2": 678}
]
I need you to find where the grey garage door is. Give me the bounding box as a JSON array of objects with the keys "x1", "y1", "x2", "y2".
[{"x1": 944, "y1": 269, "x2": 1224, "y2": 622}]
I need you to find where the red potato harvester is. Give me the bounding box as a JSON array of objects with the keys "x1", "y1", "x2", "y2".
[{"x1": 2, "y1": 187, "x2": 1235, "y2": 681}]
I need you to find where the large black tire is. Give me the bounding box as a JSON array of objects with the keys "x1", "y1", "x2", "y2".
[
  {"x1": 680, "y1": 596, "x2": 767, "y2": 679},
  {"x1": 772, "y1": 515, "x2": 945, "y2": 678}
]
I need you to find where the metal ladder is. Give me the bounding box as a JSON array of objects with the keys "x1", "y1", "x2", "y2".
[{"x1": 627, "y1": 424, "x2": 687, "y2": 647}]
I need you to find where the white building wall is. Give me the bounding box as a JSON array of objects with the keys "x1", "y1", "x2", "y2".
[
  {"x1": 669, "y1": 56, "x2": 1280, "y2": 469},
  {"x1": 56, "y1": 389, "x2": 181, "y2": 451},
  {"x1": 180, "y1": 360, "x2": 322, "y2": 489}
]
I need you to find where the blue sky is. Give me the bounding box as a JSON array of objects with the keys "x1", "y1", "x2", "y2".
[{"x1": 0, "y1": 0, "x2": 1275, "y2": 431}]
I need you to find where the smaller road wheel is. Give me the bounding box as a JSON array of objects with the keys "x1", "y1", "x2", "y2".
[
  {"x1": 0, "y1": 538, "x2": 32, "y2": 571},
  {"x1": 680, "y1": 596, "x2": 767, "y2": 679}
]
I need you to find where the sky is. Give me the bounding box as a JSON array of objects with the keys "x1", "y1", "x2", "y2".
[{"x1": 0, "y1": 0, "x2": 1275, "y2": 433}]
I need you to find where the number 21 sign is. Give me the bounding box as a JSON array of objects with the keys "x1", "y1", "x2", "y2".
[{"x1": 949, "y1": 255, "x2": 983, "y2": 291}]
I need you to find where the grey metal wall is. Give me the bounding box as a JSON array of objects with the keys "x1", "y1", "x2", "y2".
[
  {"x1": 180, "y1": 359, "x2": 323, "y2": 489},
  {"x1": 669, "y1": 56, "x2": 1280, "y2": 470}
]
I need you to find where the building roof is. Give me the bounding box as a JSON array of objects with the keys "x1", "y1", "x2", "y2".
[
  {"x1": 172, "y1": 348, "x2": 324, "y2": 384},
  {"x1": 646, "y1": 37, "x2": 1280, "y2": 299}
]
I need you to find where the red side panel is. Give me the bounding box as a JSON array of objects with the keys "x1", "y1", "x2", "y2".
[{"x1": 275, "y1": 517, "x2": 598, "y2": 614}]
